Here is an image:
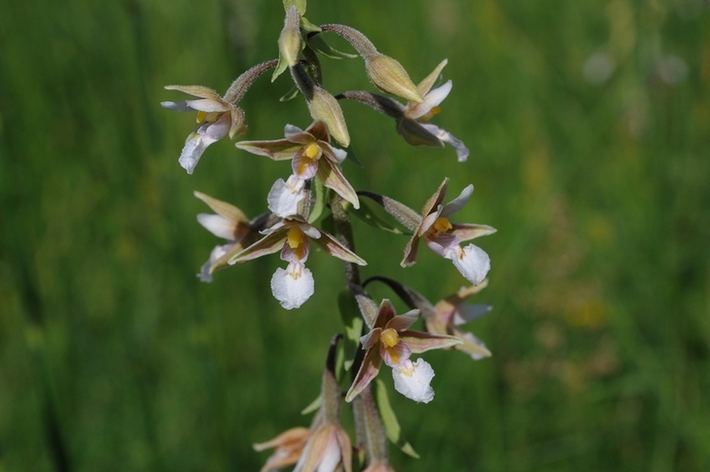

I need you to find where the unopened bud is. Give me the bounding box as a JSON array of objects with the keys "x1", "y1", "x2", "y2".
[
  {"x1": 307, "y1": 87, "x2": 350, "y2": 147},
  {"x1": 366, "y1": 54, "x2": 423, "y2": 103},
  {"x1": 278, "y1": 6, "x2": 301, "y2": 67}
]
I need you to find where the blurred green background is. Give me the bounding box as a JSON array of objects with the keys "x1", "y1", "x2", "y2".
[{"x1": 1, "y1": 0, "x2": 709, "y2": 470}]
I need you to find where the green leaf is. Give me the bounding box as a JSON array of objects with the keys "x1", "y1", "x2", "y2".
[
  {"x1": 338, "y1": 290, "x2": 364, "y2": 372},
  {"x1": 301, "y1": 395, "x2": 321, "y2": 415},
  {"x1": 300, "y1": 16, "x2": 322, "y2": 33},
  {"x1": 308, "y1": 34, "x2": 358, "y2": 59},
  {"x1": 308, "y1": 178, "x2": 326, "y2": 224},
  {"x1": 375, "y1": 379, "x2": 420, "y2": 459},
  {"x1": 271, "y1": 53, "x2": 289, "y2": 83},
  {"x1": 279, "y1": 85, "x2": 300, "y2": 102},
  {"x1": 283, "y1": 0, "x2": 306, "y2": 15},
  {"x1": 351, "y1": 200, "x2": 411, "y2": 235}
]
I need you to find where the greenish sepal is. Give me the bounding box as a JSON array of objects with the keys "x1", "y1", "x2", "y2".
[
  {"x1": 375, "y1": 379, "x2": 420, "y2": 459},
  {"x1": 308, "y1": 34, "x2": 358, "y2": 59},
  {"x1": 271, "y1": 53, "x2": 290, "y2": 83},
  {"x1": 300, "y1": 16, "x2": 322, "y2": 33},
  {"x1": 279, "y1": 85, "x2": 300, "y2": 102},
  {"x1": 301, "y1": 395, "x2": 321, "y2": 415}
]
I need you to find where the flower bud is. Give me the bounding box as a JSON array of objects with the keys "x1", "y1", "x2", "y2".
[
  {"x1": 307, "y1": 87, "x2": 350, "y2": 147},
  {"x1": 278, "y1": 6, "x2": 301, "y2": 67},
  {"x1": 366, "y1": 54, "x2": 423, "y2": 103}
]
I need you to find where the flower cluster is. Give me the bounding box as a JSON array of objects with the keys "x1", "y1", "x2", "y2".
[{"x1": 162, "y1": 1, "x2": 496, "y2": 470}]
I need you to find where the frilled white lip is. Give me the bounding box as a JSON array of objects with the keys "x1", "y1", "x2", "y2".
[
  {"x1": 392, "y1": 358, "x2": 435, "y2": 403},
  {"x1": 270, "y1": 263, "x2": 314, "y2": 310}
]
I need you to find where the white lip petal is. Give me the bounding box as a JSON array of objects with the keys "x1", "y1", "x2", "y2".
[
  {"x1": 267, "y1": 177, "x2": 305, "y2": 218},
  {"x1": 392, "y1": 358, "x2": 435, "y2": 403},
  {"x1": 270, "y1": 264, "x2": 315, "y2": 310},
  {"x1": 178, "y1": 131, "x2": 214, "y2": 174},
  {"x1": 450, "y1": 244, "x2": 490, "y2": 285}
]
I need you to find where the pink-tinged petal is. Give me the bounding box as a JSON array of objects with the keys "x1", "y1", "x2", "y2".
[
  {"x1": 161, "y1": 100, "x2": 192, "y2": 111},
  {"x1": 185, "y1": 98, "x2": 229, "y2": 113},
  {"x1": 425, "y1": 232, "x2": 461, "y2": 258},
  {"x1": 194, "y1": 191, "x2": 249, "y2": 225},
  {"x1": 270, "y1": 263, "x2": 314, "y2": 310},
  {"x1": 335, "y1": 428, "x2": 353, "y2": 472},
  {"x1": 318, "y1": 430, "x2": 343, "y2": 472},
  {"x1": 441, "y1": 184, "x2": 473, "y2": 218},
  {"x1": 268, "y1": 176, "x2": 306, "y2": 218},
  {"x1": 374, "y1": 300, "x2": 397, "y2": 328},
  {"x1": 292, "y1": 149, "x2": 320, "y2": 179},
  {"x1": 304, "y1": 120, "x2": 331, "y2": 142},
  {"x1": 421, "y1": 124, "x2": 469, "y2": 162},
  {"x1": 407, "y1": 80, "x2": 452, "y2": 120},
  {"x1": 360, "y1": 327, "x2": 382, "y2": 351},
  {"x1": 416, "y1": 59, "x2": 448, "y2": 97},
  {"x1": 235, "y1": 139, "x2": 301, "y2": 160},
  {"x1": 345, "y1": 348, "x2": 382, "y2": 402},
  {"x1": 317, "y1": 160, "x2": 360, "y2": 209},
  {"x1": 280, "y1": 237, "x2": 310, "y2": 264},
  {"x1": 311, "y1": 231, "x2": 367, "y2": 266},
  {"x1": 164, "y1": 84, "x2": 221, "y2": 99},
  {"x1": 385, "y1": 310, "x2": 420, "y2": 332},
  {"x1": 451, "y1": 223, "x2": 497, "y2": 242},
  {"x1": 449, "y1": 244, "x2": 491, "y2": 285},
  {"x1": 392, "y1": 358, "x2": 435, "y2": 403},
  {"x1": 197, "y1": 213, "x2": 237, "y2": 240},
  {"x1": 198, "y1": 243, "x2": 236, "y2": 282},
  {"x1": 419, "y1": 208, "x2": 444, "y2": 236},
  {"x1": 420, "y1": 178, "x2": 449, "y2": 220},
  {"x1": 399, "y1": 330, "x2": 463, "y2": 354},
  {"x1": 228, "y1": 230, "x2": 288, "y2": 264},
  {"x1": 380, "y1": 341, "x2": 411, "y2": 368}
]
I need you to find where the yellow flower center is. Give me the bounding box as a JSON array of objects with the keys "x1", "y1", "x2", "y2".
[
  {"x1": 286, "y1": 226, "x2": 307, "y2": 260},
  {"x1": 298, "y1": 143, "x2": 321, "y2": 175},
  {"x1": 195, "y1": 111, "x2": 221, "y2": 123},
  {"x1": 380, "y1": 328, "x2": 402, "y2": 364},
  {"x1": 429, "y1": 217, "x2": 453, "y2": 237},
  {"x1": 380, "y1": 328, "x2": 400, "y2": 348}
]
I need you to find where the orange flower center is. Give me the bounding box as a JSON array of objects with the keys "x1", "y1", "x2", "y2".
[
  {"x1": 429, "y1": 217, "x2": 452, "y2": 237},
  {"x1": 286, "y1": 226, "x2": 308, "y2": 260},
  {"x1": 380, "y1": 328, "x2": 401, "y2": 364},
  {"x1": 298, "y1": 143, "x2": 321, "y2": 175}
]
